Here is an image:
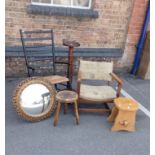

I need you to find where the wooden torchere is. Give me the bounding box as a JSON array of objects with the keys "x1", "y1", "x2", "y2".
[{"x1": 63, "y1": 39, "x2": 80, "y2": 89}]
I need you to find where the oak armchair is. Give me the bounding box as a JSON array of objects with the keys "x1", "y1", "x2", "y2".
[{"x1": 77, "y1": 59, "x2": 123, "y2": 113}]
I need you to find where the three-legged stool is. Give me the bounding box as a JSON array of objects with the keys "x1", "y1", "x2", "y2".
[
  {"x1": 108, "y1": 97, "x2": 139, "y2": 132},
  {"x1": 53, "y1": 90, "x2": 80, "y2": 126}
]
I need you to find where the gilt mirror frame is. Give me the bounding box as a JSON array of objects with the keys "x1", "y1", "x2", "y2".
[{"x1": 12, "y1": 77, "x2": 57, "y2": 122}]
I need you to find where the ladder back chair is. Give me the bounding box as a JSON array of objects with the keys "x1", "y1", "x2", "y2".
[
  {"x1": 20, "y1": 29, "x2": 71, "y2": 89},
  {"x1": 77, "y1": 59, "x2": 123, "y2": 113}
]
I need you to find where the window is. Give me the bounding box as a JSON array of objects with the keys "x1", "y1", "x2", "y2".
[
  {"x1": 31, "y1": 0, "x2": 92, "y2": 9},
  {"x1": 28, "y1": 0, "x2": 98, "y2": 18}
]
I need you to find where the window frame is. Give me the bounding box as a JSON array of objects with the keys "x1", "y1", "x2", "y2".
[{"x1": 31, "y1": 0, "x2": 92, "y2": 9}]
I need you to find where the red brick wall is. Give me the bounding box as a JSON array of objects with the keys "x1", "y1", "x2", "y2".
[
  {"x1": 5, "y1": 0, "x2": 149, "y2": 76},
  {"x1": 117, "y1": 0, "x2": 149, "y2": 70},
  {"x1": 5, "y1": 57, "x2": 125, "y2": 77},
  {"x1": 6, "y1": 0, "x2": 133, "y2": 48}
]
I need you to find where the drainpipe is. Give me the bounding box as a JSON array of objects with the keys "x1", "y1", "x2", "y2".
[{"x1": 131, "y1": 0, "x2": 150, "y2": 75}]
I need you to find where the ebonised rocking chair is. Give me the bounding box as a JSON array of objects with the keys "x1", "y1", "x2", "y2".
[{"x1": 20, "y1": 29, "x2": 71, "y2": 89}]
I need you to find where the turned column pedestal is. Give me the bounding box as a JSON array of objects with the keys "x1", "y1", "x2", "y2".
[{"x1": 63, "y1": 39, "x2": 80, "y2": 90}]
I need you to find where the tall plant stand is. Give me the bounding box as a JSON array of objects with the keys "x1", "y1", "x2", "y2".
[{"x1": 63, "y1": 39, "x2": 80, "y2": 89}]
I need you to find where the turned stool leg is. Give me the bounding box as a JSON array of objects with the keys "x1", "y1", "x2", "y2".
[
  {"x1": 108, "y1": 107, "x2": 118, "y2": 123},
  {"x1": 64, "y1": 103, "x2": 68, "y2": 114},
  {"x1": 112, "y1": 110, "x2": 137, "y2": 132},
  {"x1": 53, "y1": 102, "x2": 62, "y2": 127},
  {"x1": 74, "y1": 101, "x2": 80, "y2": 125}
]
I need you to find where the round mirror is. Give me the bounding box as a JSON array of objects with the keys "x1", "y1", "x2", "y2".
[
  {"x1": 12, "y1": 77, "x2": 56, "y2": 122},
  {"x1": 20, "y1": 84, "x2": 51, "y2": 115}
]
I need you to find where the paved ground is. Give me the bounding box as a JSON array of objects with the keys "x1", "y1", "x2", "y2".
[
  {"x1": 122, "y1": 75, "x2": 150, "y2": 110},
  {"x1": 5, "y1": 74, "x2": 150, "y2": 155}
]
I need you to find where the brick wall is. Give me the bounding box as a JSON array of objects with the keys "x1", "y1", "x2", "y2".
[
  {"x1": 6, "y1": 56, "x2": 126, "y2": 77},
  {"x1": 5, "y1": 0, "x2": 149, "y2": 77},
  {"x1": 117, "y1": 0, "x2": 149, "y2": 69},
  {"x1": 6, "y1": 0, "x2": 134, "y2": 47}
]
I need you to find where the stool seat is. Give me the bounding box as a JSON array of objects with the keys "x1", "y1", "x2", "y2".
[
  {"x1": 56, "y1": 90, "x2": 78, "y2": 103},
  {"x1": 114, "y1": 97, "x2": 139, "y2": 111}
]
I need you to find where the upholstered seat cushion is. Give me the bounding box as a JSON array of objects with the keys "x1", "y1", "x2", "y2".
[{"x1": 80, "y1": 84, "x2": 116, "y2": 101}]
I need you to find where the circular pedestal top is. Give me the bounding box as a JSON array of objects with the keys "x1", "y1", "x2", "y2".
[
  {"x1": 114, "y1": 97, "x2": 139, "y2": 111},
  {"x1": 63, "y1": 39, "x2": 80, "y2": 48},
  {"x1": 56, "y1": 90, "x2": 78, "y2": 103}
]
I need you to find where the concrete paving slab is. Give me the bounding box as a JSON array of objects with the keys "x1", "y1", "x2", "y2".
[
  {"x1": 121, "y1": 75, "x2": 150, "y2": 110},
  {"x1": 5, "y1": 76, "x2": 150, "y2": 155}
]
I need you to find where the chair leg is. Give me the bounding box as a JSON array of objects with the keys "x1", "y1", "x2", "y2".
[
  {"x1": 27, "y1": 68, "x2": 31, "y2": 77},
  {"x1": 104, "y1": 103, "x2": 110, "y2": 110},
  {"x1": 67, "y1": 81, "x2": 72, "y2": 90},
  {"x1": 108, "y1": 107, "x2": 118, "y2": 123},
  {"x1": 53, "y1": 102, "x2": 61, "y2": 126},
  {"x1": 74, "y1": 101, "x2": 80, "y2": 125},
  {"x1": 32, "y1": 68, "x2": 35, "y2": 76},
  {"x1": 104, "y1": 103, "x2": 111, "y2": 115},
  {"x1": 77, "y1": 98, "x2": 80, "y2": 114},
  {"x1": 55, "y1": 84, "x2": 58, "y2": 91},
  {"x1": 64, "y1": 103, "x2": 68, "y2": 114}
]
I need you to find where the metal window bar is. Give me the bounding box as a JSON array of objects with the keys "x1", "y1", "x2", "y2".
[{"x1": 71, "y1": 0, "x2": 73, "y2": 7}]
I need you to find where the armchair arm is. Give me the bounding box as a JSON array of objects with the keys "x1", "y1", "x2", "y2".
[
  {"x1": 110, "y1": 73, "x2": 123, "y2": 85},
  {"x1": 110, "y1": 73, "x2": 123, "y2": 97}
]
